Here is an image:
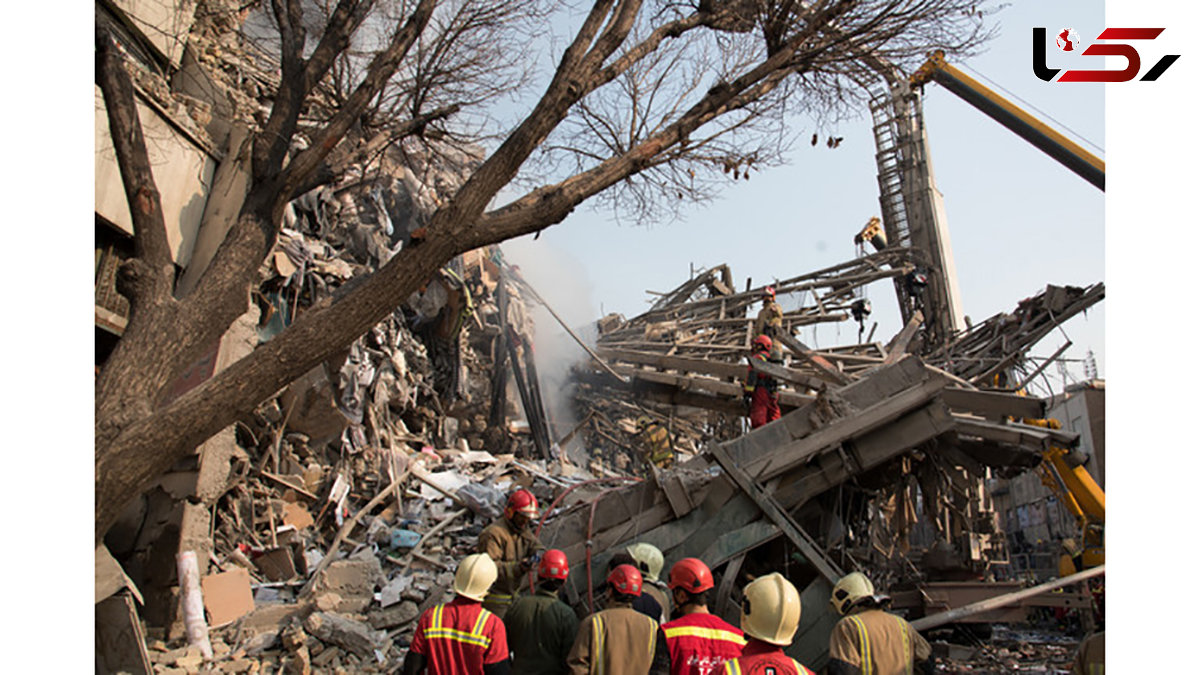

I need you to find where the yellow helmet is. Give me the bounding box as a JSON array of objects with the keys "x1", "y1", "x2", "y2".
[
  {"x1": 626, "y1": 543, "x2": 664, "y2": 583},
  {"x1": 830, "y1": 572, "x2": 874, "y2": 616},
  {"x1": 453, "y1": 553, "x2": 498, "y2": 601},
  {"x1": 740, "y1": 573, "x2": 802, "y2": 646}
]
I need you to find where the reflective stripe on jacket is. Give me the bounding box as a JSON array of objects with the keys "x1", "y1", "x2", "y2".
[
  {"x1": 410, "y1": 596, "x2": 510, "y2": 674},
  {"x1": 829, "y1": 608, "x2": 931, "y2": 675},
  {"x1": 661, "y1": 613, "x2": 745, "y2": 675},
  {"x1": 568, "y1": 604, "x2": 659, "y2": 675}
]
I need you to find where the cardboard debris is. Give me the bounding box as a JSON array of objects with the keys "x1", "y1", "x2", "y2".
[{"x1": 201, "y1": 567, "x2": 255, "y2": 628}]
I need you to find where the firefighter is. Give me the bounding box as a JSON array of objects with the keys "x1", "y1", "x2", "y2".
[
  {"x1": 608, "y1": 552, "x2": 664, "y2": 623},
  {"x1": 721, "y1": 573, "x2": 816, "y2": 674},
  {"x1": 628, "y1": 543, "x2": 671, "y2": 619},
  {"x1": 505, "y1": 549, "x2": 581, "y2": 675},
  {"x1": 651, "y1": 558, "x2": 745, "y2": 675},
  {"x1": 477, "y1": 489, "x2": 545, "y2": 618},
  {"x1": 1071, "y1": 630, "x2": 1104, "y2": 675},
  {"x1": 636, "y1": 417, "x2": 675, "y2": 469},
  {"x1": 568, "y1": 564, "x2": 660, "y2": 675},
  {"x1": 744, "y1": 335, "x2": 781, "y2": 429},
  {"x1": 753, "y1": 286, "x2": 784, "y2": 352},
  {"x1": 402, "y1": 553, "x2": 511, "y2": 675},
  {"x1": 827, "y1": 572, "x2": 933, "y2": 675}
]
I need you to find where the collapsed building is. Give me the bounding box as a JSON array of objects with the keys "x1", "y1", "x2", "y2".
[{"x1": 94, "y1": 1, "x2": 1105, "y2": 673}]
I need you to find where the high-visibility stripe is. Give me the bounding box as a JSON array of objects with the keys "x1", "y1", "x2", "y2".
[
  {"x1": 647, "y1": 616, "x2": 657, "y2": 654},
  {"x1": 851, "y1": 616, "x2": 872, "y2": 675},
  {"x1": 472, "y1": 608, "x2": 491, "y2": 637},
  {"x1": 662, "y1": 625, "x2": 748, "y2": 645},
  {"x1": 592, "y1": 615, "x2": 605, "y2": 675},
  {"x1": 724, "y1": 658, "x2": 742, "y2": 675},
  {"x1": 422, "y1": 603, "x2": 494, "y2": 648},
  {"x1": 894, "y1": 616, "x2": 911, "y2": 675}
]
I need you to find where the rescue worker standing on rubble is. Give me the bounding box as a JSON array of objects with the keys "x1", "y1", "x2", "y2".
[
  {"x1": 827, "y1": 572, "x2": 933, "y2": 675},
  {"x1": 650, "y1": 558, "x2": 745, "y2": 675},
  {"x1": 744, "y1": 335, "x2": 782, "y2": 429},
  {"x1": 721, "y1": 573, "x2": 816, "y2": 674},
  {"x1": 504, "y1": 549, "x2": 581, "y2": 675},
  {"x1": 568, "y1": 564, "x2": 660, "y2": 675},
  {"x1": 477, "y1": 489, "x2": 545, "y2": 618},
  {"x1": 628, "y1": 543, "x2": 671, "y2": 619},
  {"x1": 403, "y1": 553, "x2": 511, "y2": 675},
  {"x1": 753, "y1": 287, "x2": 784, "y2": 353},
  {"x1": 636, "y1": 417, "x2": 675, "y2": 470}
]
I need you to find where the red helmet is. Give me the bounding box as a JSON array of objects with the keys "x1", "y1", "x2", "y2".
[
  {"x1": 668, "y1": 558, "x2": 715, "y2": 593},
  {"x1": 504, "y1": 489, "x2": 539, "y2": 520},
  {"x1": 539, "y1": 549, "x2": 570, "y2": 581},
  {"x1": 752, "y1": 335, "x2": 773, "y2": 352},
  {"x1": 607, "y1": 564, "x2": 643, "y2": 596},
  {"x1": 762, "y1": 286, "x2": 776, "y2": 299}
]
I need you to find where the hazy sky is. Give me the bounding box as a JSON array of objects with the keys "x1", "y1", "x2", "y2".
[{"x1": 504, "y1": 1, "x2": 1106, "y2": 394}]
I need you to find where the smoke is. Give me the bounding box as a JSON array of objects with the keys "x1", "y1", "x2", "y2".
[{"x1": 500, "y1": 236, "x2": 599, "y2": 467}]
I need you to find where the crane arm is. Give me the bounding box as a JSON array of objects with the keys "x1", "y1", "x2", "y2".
[{"x1": 910, "y1": 50, "x2": 1105, "y2": 191}]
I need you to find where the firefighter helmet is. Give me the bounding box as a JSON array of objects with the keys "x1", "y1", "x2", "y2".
[
  {"x1": 626, "y1": 543, "x2": 664, "y2": 583},
  {"x1": 538, "y1": 549, "x2": 570, "y2": 581},
  {"x1": 668, "y1": 558, "x2": 715, "y2": 593},
  {"x1": 607, "y1": 564, "x2": 643, "y2": 597},
  {"x1": 762, "y1": 286, "x2": 776, "y2": 299},
  {"x1": 830, "y1": 572, "x2": 875, "y2": 616},
  {"x1": 453, "y1": 553, "x2": 498, "y2": 601},
  {"x1": 752, "y1": 335, "x2": 773, "y2": 353},
  {"x1": 740, "y1": 573, "x2": 802, "y2": 646},
  {"x1": 504, "y1": 489, "x2": 539, "y2": 520}
]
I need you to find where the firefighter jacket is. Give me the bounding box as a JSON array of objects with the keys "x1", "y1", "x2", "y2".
[
  {"x1": 1071, "y1": 631, "x2": 1104, "y2": 675},
  {"x1": 828, "y1": 608, "x2": 932, "y2": 675},
  {"x1": 477, "y1": 517, "x2": 543, "y2": 616},
  {"x1": 409, "y1": 596, "x2": 510, "y2": 674},
  {"x1": 505, "y1": 588, "x2": 581, "y2": 675},
  {"x1": 651, "y1": 612, "x2": 745, "y2": 675},
  {"x1": 744, "y1": 353, "x2": 779, "y2": 395},
  {"x1": 639, "y1": 424, "x2": 673, "y2": 468},
  {"x1": 753, "y1": 302, "x2": 784, "y2": 340},
  {"x1": 721, "y1": 638, "x2": 814, "y2": 675},
  {"x1": 567, "y1": 600, "x2": 659, "y2": 675}
]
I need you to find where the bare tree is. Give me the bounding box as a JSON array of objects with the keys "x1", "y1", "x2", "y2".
[{"x1": 95, "y1": 0, "x2": 998, "y2": 540}]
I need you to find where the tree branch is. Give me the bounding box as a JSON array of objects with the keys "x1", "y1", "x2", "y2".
[
  {"x1": 278, "y1": 0, "x2": 438, "y2": 198},
  {"x1": 95, "y1": 26, "x2": 173, "y2": 303}
]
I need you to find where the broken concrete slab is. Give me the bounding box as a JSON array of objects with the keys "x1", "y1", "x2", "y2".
[{"x1": 304, "y1": 611, "x2": 392, "y2": 659}]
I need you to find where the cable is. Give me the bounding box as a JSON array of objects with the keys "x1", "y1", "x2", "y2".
[{"x1": 957, "y1": 63, "x2": 1105, "y2": 155}]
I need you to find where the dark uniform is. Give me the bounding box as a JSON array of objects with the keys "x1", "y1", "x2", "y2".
[{"x1": 505, "y1": 588, "x2": 580, "y2": 675}]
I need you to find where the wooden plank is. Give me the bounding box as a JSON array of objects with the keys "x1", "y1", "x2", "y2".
[
  {"x1": 749, "y1": 357, "x2": 829, "y2": 392},
  {"x1": 1016, "y1": 341, "x2": 1072, "y2": 391},
  {"x1": 941, "y1": 388, "x2": 1046, "y2": 419},
  {"x1": 883, "y1": 309, "x2": 924, "y2": 364},
  {"x1": 709, "y1": 444, "x2": 844, "y2": 584},
  {"x1": 953, "y1": 416, "x2": 1080, "y2": 449},
  {"x1": 715, "y1": 554, "x2": 747, "y2": 620},
  {"x1": 775, "y1": 332, "x2": 853, "y2": 385}
]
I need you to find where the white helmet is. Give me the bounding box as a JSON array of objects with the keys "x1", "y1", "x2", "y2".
[
  {"x1": 626, "y1": 543, "x2": 665, "y2": 583},
  {"x1": 453, "y1": 553, "x2": 498, "y2": 601},
  {"x1": 740, "y1": 573, "x2": 802, "y2": 646},
  {"x1": 830, "y1": 572, "x2": 875, "y2": 616}
]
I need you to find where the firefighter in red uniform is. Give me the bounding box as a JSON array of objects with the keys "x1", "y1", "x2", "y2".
[
  {"x1": 403, "y1": 553, "x2": 512, "y2": 675},
  {"x1": 744, "y1": 335, "x2": 781, "y2": 429},
  {"x1": 651, "y1": 558, "x2": 745, "y2": 675},
  {"x1": 721, "y1": 573, "x2": 816, "y2": 675}
]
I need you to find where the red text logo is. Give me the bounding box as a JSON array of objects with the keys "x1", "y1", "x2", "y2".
[{"x1": 1033, "y1": 27, "x2": 1180, "y2": 82}]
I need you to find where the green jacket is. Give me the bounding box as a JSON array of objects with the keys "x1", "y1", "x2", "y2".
[{"x1": 504, "y1": 588, "x2": 580, "y2": 675}]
